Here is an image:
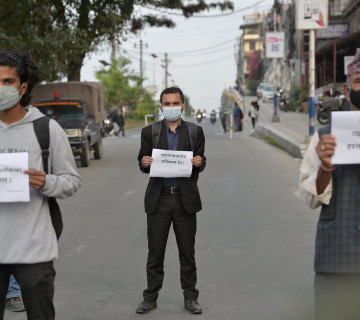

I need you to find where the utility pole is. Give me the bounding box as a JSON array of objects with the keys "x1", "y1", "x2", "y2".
[
  {"x1": 134, "y1": 40, "x2": 147, "y2": 80},
  {"x1": 111, "y1": 38, "x2": 116, "y2": 62},
  {"x1": 161, "y1": 53, "x2": 171, "y2": 88}
]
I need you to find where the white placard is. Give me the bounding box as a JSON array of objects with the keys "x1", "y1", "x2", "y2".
[
  {"x1": 266, "y1": 32, "x2": 285, "y2": 58},
  {"x1": 0, "y1": 153, "x2": 30, "y2": 202},
  {"x1": 296, "y1": 0, "x2": 328, "y2": 30},
  {"x1": 332, "y1": 111, "x2": 360, "y2": 164},
  {"x1": 149, "y1": 149, "x2": 193, "y2": 178}
]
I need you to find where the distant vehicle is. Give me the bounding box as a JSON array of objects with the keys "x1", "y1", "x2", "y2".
[
  {"x1": 256, "y1": 83, "x2": 272, "y2": 99},
  {"x1": 210, "y1": 110, "x2": 216, "y2": 124},
  {"x1": 262, "y1": 84, "x2": 274, "y2": 103},
  {"x1": 31, "y1": 82, "x2": 107, "y2": 167},
  {"x1": 277, "y1": 89, "x2": 288, "y2": 111}
]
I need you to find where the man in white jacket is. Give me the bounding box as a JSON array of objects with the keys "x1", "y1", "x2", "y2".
[{"x1": 0, "y1": 49, "x2": 82, "y2": 319}]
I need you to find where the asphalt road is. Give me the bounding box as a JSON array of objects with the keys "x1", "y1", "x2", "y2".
[{"x1": 6, "y1": 114, "x2": 319, "y2": 320}]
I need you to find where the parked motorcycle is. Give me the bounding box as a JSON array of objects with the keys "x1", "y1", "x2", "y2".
[
  {"x1": 316, "y1": 97, "x2": 342, "y2": 125},
  {"x1": 277, "y1": 89, "x2": 288, "y2": 112}
]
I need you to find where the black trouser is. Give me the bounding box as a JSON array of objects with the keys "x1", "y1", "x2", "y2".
[
  {"x1": 315, "y1": 272, "x2": 360, "y2": 320},
  {"x1": 0, "y1": 262, "x2": 55, "y2": 320},
  {"x1": 143, "y1": 193, "x2": 198, "y2": 302},
  {"x1": 117, "y1": 125, "x2": 125, "y2": 137},
  {"x1": 251, "y1": 117, "x2": 256, "y2": 129}
]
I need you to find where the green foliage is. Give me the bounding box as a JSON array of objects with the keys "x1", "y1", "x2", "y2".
[
  {"x1": 246, "y1": 79, "x2": 261, "y2": 96},
  {"x1": 0, "y1": 0, "x2": 233, "y2": 81},
  {"x1": 288, "y1": 85, "x2": 308, "y2": 111},
  {"x1": 96, "y1": 57, "x2": 157, "y2": 120}
]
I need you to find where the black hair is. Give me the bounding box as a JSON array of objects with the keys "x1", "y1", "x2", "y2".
[
  {"x1": 0, "y1": 49, "x2": 39, "y2": 107},
  {"x1": 160, "y1": 87, "x2": 184, "y2": 104}
]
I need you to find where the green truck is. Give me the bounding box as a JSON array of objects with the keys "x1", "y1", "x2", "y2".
[{"x1": 31, "y1": 82, "x2": 107, "y2": 167}]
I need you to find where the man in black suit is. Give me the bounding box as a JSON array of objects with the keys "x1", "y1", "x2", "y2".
[{"x1": 136, "y1": 87, "x2": 206, "y2": 314}]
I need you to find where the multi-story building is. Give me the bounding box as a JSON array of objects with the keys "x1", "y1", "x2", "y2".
[
  {"x1": 238, "y1": 13, "x2": 266, "y2": 85},
  {"x1": 312, "y1": 0, "x2": 360, "y2": 95}
]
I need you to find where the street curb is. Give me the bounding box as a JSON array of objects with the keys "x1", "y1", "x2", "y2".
[{"x1": 254, "y1": 123, "x2": 306, "y2": 159}]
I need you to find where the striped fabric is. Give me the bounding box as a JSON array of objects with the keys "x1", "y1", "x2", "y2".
[{"x1": 315, "y1": 126, "x2": 360, "y2": 273}]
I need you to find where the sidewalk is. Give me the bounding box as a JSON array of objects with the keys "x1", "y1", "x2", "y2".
[{"x1": 251, "y1": 101, "x2": 324, "y2": 159}]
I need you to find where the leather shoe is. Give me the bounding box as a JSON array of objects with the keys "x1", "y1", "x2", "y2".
[
  {"x1": 184, "y1": 300, "x2": 202, "y2": 314},
  {"x1": 136, "y1": 300, "x2": 157, "y2": 314}
]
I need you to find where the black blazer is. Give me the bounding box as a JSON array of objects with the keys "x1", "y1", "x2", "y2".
[{"x1": 138, "y1": 120, "x2": 206, "y2": 214}]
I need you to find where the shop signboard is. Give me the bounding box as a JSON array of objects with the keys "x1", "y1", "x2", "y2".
[
  {"x1": 266, "y1": 32, "x2": 285, "y2": 58},
  {"x1": 296, "y1": 0, "x2": 329, "y2": 30},
  {"x1": 317, "y1": 23, "x2": 348, "y2": 39}
]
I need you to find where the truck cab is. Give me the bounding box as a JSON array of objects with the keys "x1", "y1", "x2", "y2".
[{"x1": 31, "y1": 82, "x2": 106, "y2": 167}]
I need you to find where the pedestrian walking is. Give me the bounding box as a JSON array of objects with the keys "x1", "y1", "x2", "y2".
[
  {"x1": 233, "y1": 102, "x2": 243, "y2": 131},
  {"x1": 299, "y1": 48, "x2": 360, "y2": 320},
  {"x1": 118, "y1": 109, "x2": 125, "y2": 137},
  {"x1": 249, "y1": 101, "x2": 259, "y2": 130},
  {"x1": 5, "y1": 275, "x2": 25, "y2": 313},
  {"x1": 136, "y1": 87, "x2": 206, "y2": 315},
  {"x1": 108, "y1": 107, "x2": 121, "y2": 136},
  {"x1": 220, "y1": 106, "x2": 227, "y2": 132},
  {"x1": 0, "y1": 49, "x2": 82, "y2": 320}
]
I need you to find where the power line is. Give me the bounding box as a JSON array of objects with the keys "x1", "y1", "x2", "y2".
[
  {"x1": 141, "y1": 0, "x2": 266, "y2": 18},
  {"x1": 171, "y1": 54, "x2": 234, "y2": 67}
]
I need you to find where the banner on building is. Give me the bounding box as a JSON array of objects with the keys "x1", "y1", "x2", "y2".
[
  {"x1": 317, "y1": 23, "x2": 348, "y2": 39},
  {"x1": 266, "y1": 32, "x2": 285, "y2": 58},
  {"x1": 296, "y1": 0, "x2": 329, "y2": 30}
]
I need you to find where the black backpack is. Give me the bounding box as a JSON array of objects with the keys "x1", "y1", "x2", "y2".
[{"x1": 33, "y1": 117, "x2": 63, "y2": 240}]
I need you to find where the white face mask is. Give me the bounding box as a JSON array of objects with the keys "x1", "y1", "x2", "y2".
[
  {"x1": 0, "y1": 84, "x2": 24, "y2": 111},
  {"x1": 162, "y1": 106, "x2": 183, "y2": 122}
]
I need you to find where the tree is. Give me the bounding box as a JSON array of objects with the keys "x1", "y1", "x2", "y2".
[
  {"x1": 0, "y1": 1, "x2": 233, "y2": 82},
  {"x1": 96, "y1": 56, "x2": 157, "y2": 118}
]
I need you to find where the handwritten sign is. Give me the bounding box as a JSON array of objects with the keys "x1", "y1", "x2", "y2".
[
  {"x1": 332, "y1": 111, "x2": 360, "y2": 164},
  {"x1": 150, "y1": 149, "x2": 193, "y2": 178},
  {"x1": 0, "y1": 153, "x2": 30, "y2": 202}
]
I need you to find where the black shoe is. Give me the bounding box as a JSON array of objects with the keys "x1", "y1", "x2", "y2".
[
  {"x1": 184, "y1": 300, "x2": 202, "y2": 314},
  {"x1": 136, "y1": 300, "x2": 157, "y2": 314}
]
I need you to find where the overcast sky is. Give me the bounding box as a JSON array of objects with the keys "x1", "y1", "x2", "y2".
[{"x1": 81, "y1": 0, "x2": 274, "y2": 113}]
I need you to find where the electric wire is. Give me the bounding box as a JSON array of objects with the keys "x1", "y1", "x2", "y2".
[{"x1": 141, "y1": 0, "x2": 266, "y2": 18}]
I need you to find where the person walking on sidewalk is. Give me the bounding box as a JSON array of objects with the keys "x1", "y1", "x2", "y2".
[
  {"x1": 233, "y1": 102, "x2": 243, "y2": 131},
  {"x1": 0, "y1": 49, "x2": 82, "y2": 320},
  {"x1": 299, "y1": 48, "x2": 360, "y2": 320},
  {"x1": 249, "y1": 101, "x2": 259, "y2": 130},
  {"x1": 136, "y1": 87, "x2": 206, "y2": 315}
]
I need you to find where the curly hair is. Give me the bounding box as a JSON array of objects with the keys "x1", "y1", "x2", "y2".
[{"x1": 0, "y1": 49, "x2": 39, "y2": 107}]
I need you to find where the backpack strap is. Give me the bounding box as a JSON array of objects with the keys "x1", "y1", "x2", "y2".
[
  {"x1": 152, "y1": 120, "x2": 162, "y2": 149},
  {"x1": 33, "y1": 116, "x2": 63, "y2": 240},
  {"x1": 151, "y1": 120, "x2": 197, "y2": 151},
  {"x1": 186, "y1": 121, "x2": 197, "y2": 151},
  {"x1": 33, "y1": 117, "x2": 50, "y2": 173}
]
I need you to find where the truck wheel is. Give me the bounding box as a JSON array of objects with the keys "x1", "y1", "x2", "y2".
[
  {"x1": 93, "y1": 135, "x2": 103, "y2": 160},
  {"x1": 80, "y1": 139, "x2": 91, "y2": 167}
]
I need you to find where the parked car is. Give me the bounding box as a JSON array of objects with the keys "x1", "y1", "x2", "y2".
[
  {"x1": 262, "y1": 84, "x2": 274, "y2": 103},
  {"x1": 256, "y1": 82, "x2": 272, "y2": 99}
]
